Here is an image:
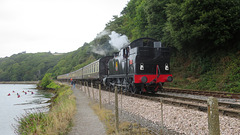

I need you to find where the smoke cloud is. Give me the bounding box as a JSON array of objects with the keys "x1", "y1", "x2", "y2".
[
  {"x1": 91, "y1": 30, "x2": 130, "y2": 56},
  {"x1": 96, "y1": 30, "x2": 110, "y2": 38},
  {"x1": 91, "y1": 46, "x2": 107, "y2": 56},
  {"x1": 109, "y1": 31, "x2": 129, "y2": 50}
]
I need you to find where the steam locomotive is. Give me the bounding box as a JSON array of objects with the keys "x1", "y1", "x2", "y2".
[{"x1": 57, "y1": 38, "x2": 173, "y2": 93}]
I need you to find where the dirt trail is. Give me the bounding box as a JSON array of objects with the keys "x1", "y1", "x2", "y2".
[{"x1": 68, "y1": 87, "x2": 106, "y2": 135}]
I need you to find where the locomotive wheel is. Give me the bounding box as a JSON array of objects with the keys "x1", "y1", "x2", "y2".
[{"x1": 129, "y1": 84, "x2": 138, "y2": 94}]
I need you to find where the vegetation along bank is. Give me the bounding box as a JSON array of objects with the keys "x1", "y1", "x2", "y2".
[{"x1": 17, "y1": 74, "x2": 76, "y2": 135}]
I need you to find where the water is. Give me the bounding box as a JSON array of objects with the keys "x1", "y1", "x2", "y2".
[{"x1": 0, "y1": 84, "x2": 53, "y2": 135}]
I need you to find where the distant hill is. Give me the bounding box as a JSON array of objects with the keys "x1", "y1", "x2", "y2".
[
  {"x1": 0, "y1": 34, "x2": 116, "y2": 81},
  {"x1": 0, "y1": 52, "x2": 63, "y2": 81}
]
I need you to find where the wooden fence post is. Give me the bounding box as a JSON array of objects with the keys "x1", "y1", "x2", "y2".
[
  {"x1": 85, "y1": 82, "x2": 87, "y2": 93},
  {"x1": 87, "y1": 82, "x2": 90, "y2": 97},
  {"x1": 109, "y1": 86, "x2": 111, "y2": 104},
  {"x1": 121, "y1": 86, "x2": 123, "y2": 115},
  {"x1": 83, "y1": 81, "x2": 85, "y2": 92},
  {"x1": 160, "y1": 98, "x2": 164, "y2": 135},
  {"x1": 91, "y1": 82, "x2": 94, "y2": 100},
  {"x1": 115, "y1": 86, "x2": 119, "y2": 133},
  {"x1": 79, "y1": 81, "x2": 82, "y2": 90},
  {"x1": 99, "y1": 84, "x2": 102, "y2": 109},
  {"x1": 207, "y1": 97, "x2": 220, "y2": 135}
]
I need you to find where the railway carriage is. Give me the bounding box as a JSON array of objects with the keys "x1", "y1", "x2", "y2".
[
  {"x1": 57, "y1": 56, "x2": 112, "y2": 82},
  {"x1": 82, "y1": 56, "x2": 112, "y2": 81}
]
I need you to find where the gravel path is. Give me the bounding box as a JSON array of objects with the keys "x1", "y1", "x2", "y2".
[
  {"x1": 84, "y1": 86, "x2": 240, "y2": 135},
  {"x1": 68, "y1": 87, "x2": 106, "y2": 135}
]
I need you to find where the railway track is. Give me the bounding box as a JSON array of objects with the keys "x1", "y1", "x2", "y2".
[
  {"x1": 126, "y1": 92, "x2": 240, "y2": 118},
  {"x1": 78, "y1": 82, "x2": 240, "y2": 118},
  {"x1": 163, "y1": 88, "x2": 240, "y2": 99}
]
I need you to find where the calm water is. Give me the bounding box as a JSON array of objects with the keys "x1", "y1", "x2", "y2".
[{"x1": 0, "y1": 84, "x2": 53, "y2": 135}]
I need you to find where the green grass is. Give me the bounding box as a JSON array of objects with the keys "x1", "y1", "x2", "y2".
[
  {"x1": 91, "y1": 103, "x2": 154, "y2": 135},
  {"x1": 166, "y1": 51, "x2": 240, "y2": 93}
]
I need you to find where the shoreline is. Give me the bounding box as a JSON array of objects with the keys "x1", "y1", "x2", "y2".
[
  {"x1": 0, "y1": 81, "x2": 39, "y2": 84},
  {"x1": 17, "y1": 84, "x2": 76, "y2": 134}
]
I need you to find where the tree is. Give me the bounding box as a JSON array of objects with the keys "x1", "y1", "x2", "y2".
[
  {"x1": 164, "y1": 0, "x2": 240, "y2": 53},
  {"x1": 145, "y1": 0, "x2": 169, "y2": 40},
  {"x1": 40, "y1": 73, "x2": 53, "y2": 89}
]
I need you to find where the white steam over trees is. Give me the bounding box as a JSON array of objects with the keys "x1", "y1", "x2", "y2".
[
  {"x1": 109, "y1": 31, "x2": 129, "y2": 50},
  {"x1": 91, "y1": 30, "x2": 129, "y2": 56}
]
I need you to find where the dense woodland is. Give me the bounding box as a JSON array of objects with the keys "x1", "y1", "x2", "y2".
[
  {"x1": 0, "y1": 0, "x2": 239, "y2": 92},
  {"x1": 0, "y1": 52, "x2": 62, "y2": 81}
]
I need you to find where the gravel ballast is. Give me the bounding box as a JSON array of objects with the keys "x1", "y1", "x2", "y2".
[{"x1": 83, "y1": 86, "x2": 240, "y2": 135}]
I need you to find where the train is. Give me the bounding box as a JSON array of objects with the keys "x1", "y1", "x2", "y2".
[{"x1": 57, "y1": 38, "x2": 173, "y2": 94}]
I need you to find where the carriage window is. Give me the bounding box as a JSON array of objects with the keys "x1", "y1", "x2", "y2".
[{"x1": 97, "y1": 63, "x2": 99, "y2": 72}]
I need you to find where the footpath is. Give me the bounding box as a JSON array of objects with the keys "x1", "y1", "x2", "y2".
[{"x1": 68, "y1": 86, "x2": 106, "y2": 135}]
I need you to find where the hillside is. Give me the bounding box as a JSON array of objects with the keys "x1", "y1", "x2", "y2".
[
  {"x1": 104, "y1": 0, "x2": 240, "y2": 93},
  {"x1": 0, "y1": 52, "x2": 63, "y2": 81},
  {"x1": 0, "y1": 0, "x2": 239, "y2": 93},
  {"x1": 168, "y1": 50, "x2": 240, "y2": 93}
]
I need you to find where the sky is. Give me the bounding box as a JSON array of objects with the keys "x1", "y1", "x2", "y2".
[{"x1": 0, "y1": 0, "x2": 129, "y2": 58}]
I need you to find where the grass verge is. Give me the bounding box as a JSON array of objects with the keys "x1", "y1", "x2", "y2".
[
  {"x1": 17, "y1": 84, "x2": 76, "y2": 135},
  {"x1": 91, "y1": 103, "x2": 154, "y2": 135}
]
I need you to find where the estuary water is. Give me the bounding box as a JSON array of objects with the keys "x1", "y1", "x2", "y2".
[{"x1": 0, "y1": 84, "x2": 53, "y2": 135}]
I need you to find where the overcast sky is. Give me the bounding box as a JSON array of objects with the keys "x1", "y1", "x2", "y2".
[{"x1": 0, "y1": 0, "x2": 129, "y2": 58}]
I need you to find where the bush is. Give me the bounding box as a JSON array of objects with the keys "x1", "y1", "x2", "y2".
[
  {"x1": 46, "y1": 82, "x2": 60, "y2": 90},
  {"x1": 40, "y1": 73, "x2": 53, "y2": 89},
  {"x1": 39, "y1": 73, "x2": 60, "y2": 90}
]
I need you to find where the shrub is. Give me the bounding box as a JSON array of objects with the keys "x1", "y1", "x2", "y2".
[
  {"x1": 40, "y1": 73, "x2": 53, "y2": 89},
  {"x1": 39, "y1": 73, "x2": 60, "y2": 90},
  {"x1": 46, "y1": 82, "x2": 60, "y2": 90}
]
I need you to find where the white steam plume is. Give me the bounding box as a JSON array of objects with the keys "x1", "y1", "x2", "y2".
[
  {"x1": 91, "y1": 30, "x2": 110, "y2": 56},
  {"x1": 91, "y1": 45, "x2": 107, "y2": 56},
  {"x1": 91, "y1": 30, "x2": 130, "y2": 56},
  {"x1": 109, "y1": 31, "x2": 129, "y2": 50},
  {"x1": 96, "y1": 30, "x2": 110, "y2": 38}
]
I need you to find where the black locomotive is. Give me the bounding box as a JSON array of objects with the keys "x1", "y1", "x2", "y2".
[
  {"x1": 57, "y1": 38, "x2": 173, "y2": 93},
  {"x1": 104, "y1": 38, "x2": 173, "y2": 93}
]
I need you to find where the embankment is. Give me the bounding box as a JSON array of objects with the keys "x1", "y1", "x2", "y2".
[{"x1": 17, "y1": 83, "x2": 76, "y2": 134}]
